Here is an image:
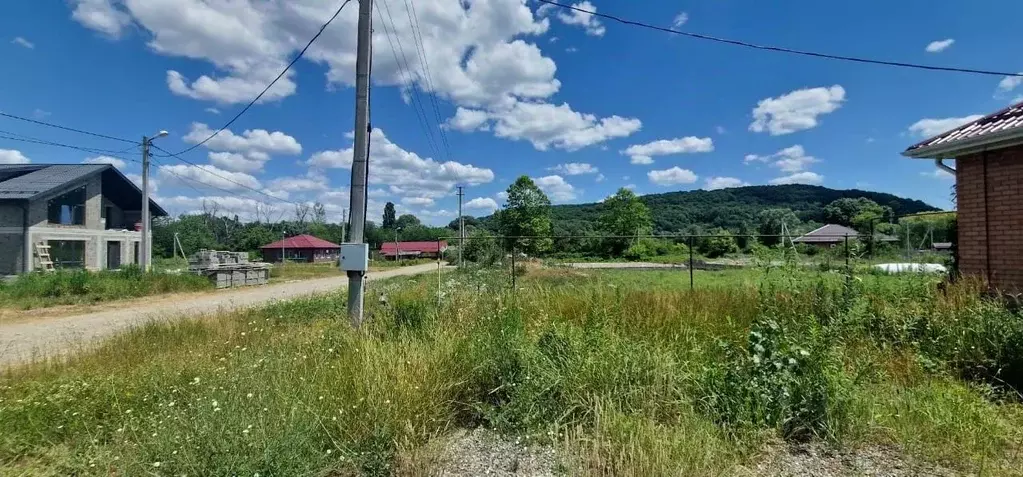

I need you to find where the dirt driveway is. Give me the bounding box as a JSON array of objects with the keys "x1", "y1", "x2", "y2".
[{"x1": 0, "y1": 263, "x2": 443, "y2": 367}]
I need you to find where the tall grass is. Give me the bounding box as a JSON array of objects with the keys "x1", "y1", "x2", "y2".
[
  {"x1": 2, "y1": 268, "x2": 1022, "y2": 475},
  {"x1": 0, "y1": 266, "x2": 211, "y2": 309}
]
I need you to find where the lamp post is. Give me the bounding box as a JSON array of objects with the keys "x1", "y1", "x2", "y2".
[{"x1": 141, "y1": 130, "x2": 168, "y2": 271}]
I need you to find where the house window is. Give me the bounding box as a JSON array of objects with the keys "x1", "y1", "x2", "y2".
[
  {"x1": 48, "y1": 240, "x2": 85, "y2": 269},
  {"x1": 47, "y1": 186, "x2": 87, "y2": 226}
]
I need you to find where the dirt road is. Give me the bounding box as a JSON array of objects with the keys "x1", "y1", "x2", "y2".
[{"x1": 0, "y1": 263, "x2": 443, "y2": 367}]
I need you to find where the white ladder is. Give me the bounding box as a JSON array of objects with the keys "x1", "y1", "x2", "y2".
[{"x1": 34, "y1": 242, "x2": 55, "y2": 272}]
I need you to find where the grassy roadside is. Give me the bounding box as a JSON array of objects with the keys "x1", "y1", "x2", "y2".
[
  {"x1": 0, "y1": 266, "x2": 211, "y2": 310},
  {"x1": 2, "y1": 268, "x2": 1022, "y2": 475},
  {"x1": 269, "y1": 259, "x2": 437, "y2": 282}
]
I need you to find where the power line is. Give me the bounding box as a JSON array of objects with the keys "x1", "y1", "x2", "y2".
[
  {"x1": 173, "y1": 0, "x2": 353, "y2": 156},
  {"x1": 0, "y1": 112, "x2": 138, "y2": 144},
  {"x1": 535, "y1": 0, "x2": 1023, "y2": 78},
  {"x1": 402, "y1": 0, "x2": 453, "y2": 159},
  {"x1": 375, "y1": 0, "x2": 442, "y2": 159},
  {"x1": 151, "y1": 144, "x2": 298, "y2": 205},
  {"x1": 0, "y1": 130, "x2": 138, "y2": 158}
]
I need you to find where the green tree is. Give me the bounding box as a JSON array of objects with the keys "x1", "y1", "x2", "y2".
[
  {"x1": 499, "y1": 176, "x2": 553, "y2": 256},
  {"x1": 823, "y1": 198, "x2": 892, "y2": 230},
  {"x1": 599, "y1": 188, "x2": 653, "y2": 256},
  {"x1": 382, "y1": 202, "x2": 396, "y2": 229},
  {"x1": 757, "y1": 208, "x2": 801, "y2": 246},
  {"x1": 698, "y1": 229, "x2": 739, "y2": 258},
  {"x1": 395, "y1": 214, "x2": 422, "y2": 229},
  {"x1": 463, "y1": 229, "x2": 502, "y2": 266}
]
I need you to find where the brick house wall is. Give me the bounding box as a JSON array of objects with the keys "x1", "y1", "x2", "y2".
[{"x1": 956, "y1": 145, "x2": 1023, "y2": 292}]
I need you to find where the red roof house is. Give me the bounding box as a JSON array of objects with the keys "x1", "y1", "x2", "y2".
[
  {"x1": 260, "y1": 234, "x2": 340, "y2": 263},
  {"x1": 903, "y1": 100, "x2": 1023, "y2": 292},
  {"x1": 379, "y1": 241, "x2": 447, "y2": 260}
]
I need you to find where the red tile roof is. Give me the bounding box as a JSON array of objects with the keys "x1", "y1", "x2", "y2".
[
  {"x1": 260, "y1": 234, "x2": 340, "y2": 250},
  {"x1": 380, "y1": 241, "x2": 448, "y2": 256},
  {"x1": 906, "y1": 100, "x2": 1023, "y2": 155}
]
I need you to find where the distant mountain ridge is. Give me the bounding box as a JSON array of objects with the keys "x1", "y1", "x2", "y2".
[{"x1": 541, "y1": 185, "x2": 941, "y2": 233}]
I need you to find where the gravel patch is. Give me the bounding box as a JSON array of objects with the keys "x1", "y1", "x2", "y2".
[
  {"x1": 434, "y1": 429, "x2": 559, "y2": 477},
  {"x1": 754, "y1": 443, "x2": 959, "y2": 477}
]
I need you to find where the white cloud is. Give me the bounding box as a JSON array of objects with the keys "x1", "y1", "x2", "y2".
[
  {"x1": 496, "y1": 190, "x2": 509, "y2": 201},
  {"x1": 0, "y1": 149, "x2": 31, "y2": 164},
  {"x1": 769, "y1": 171, "x2": 824, "y2": 185},
  {"x1": 925, "y1": 38, "x2": 954, "y2": 53},
  {"x1": 549, "y1": 1, "x2": 605, "y2": 37},
  {"x1": 622, "y1": 136, "x2": 714, "y2": 164},
  {"x1": 457, "y1": 102, "x2": 641, "y2": 151},
  {"x1": 158, "y1": 164, "x2": 261, "y2": 192},
  {"x1": 623, "y1": 183, "x2": 636, "y2": 190},
  {"x1": 595, "y1": 173, "x2": 605, "y2": 182},
  {"x1": 565, "y1": 46, "x2": 578, "y2": 53},
  {"x1": 746, "y1": 145, "x2": 820, "y2": 174},
  {"x1": 402, "y1": 196, "x2": 435, "y2": 207},
  {"x1": 465, "y1": 197, "x2": 499, "y2": 211},
  {"x1": 72, "y1": 0, "x2": 559, "y2": 107},
  {"x1": 533, "y1": 174, "x2": 578, "y2": 201},
  {"x1": 184, "y1": 122, "x2": 301, "y2": 155},
  {"x1": 445, "y1": 107, "x2": 491, "y2": 131},
  {"x1": 920, "y1": 169, "x2": 954, "y2": 180},
  {"x1": 12, "y1": 37, "x2": 34, "y2": 49},
  {"x1": 672, "y1": 12, "x2": 689, "y2": 28},
  {"x1": 205, "y1": 107, "x2": 221, "y2": 114},
  {"x1": 750, "y1": 85, "x2": 846, "y2": 135},
  {"x1": 997, "y1": 74, "x2": 1023, "y2": 94},
  {"x1": 715, "y1": 125, "x2": 726, "y2": 134},
  {"x1": 83, "y1": 155, "x2": 127, "y2": 169},
  {"x1": 125, "y1": 173, "x2": 158, "y2": 193},
  {"x1": 206, "y1": 152, "x2": 262, "y2": 173},
  {"x1": 70, "y1": 0, "x2": 132, "y2": 38},
  {"x1": 648, "y1": 167, "x2": 697, "y2": 186},
  {"x1": 549, "y1": 162, "x2": 598, "y2": 175},
  {"x1": 307, "y1": 128, "x2": 493, "y2": 200},
  {"x1": 32, "y1": 109, "x2": 51, "y2": 119},
  {"x1": 704, "y1": 176, "x2": 748, "y2": 190},
  {"x1": 908, "y1": 115, "x2": 983, "y2": 137},
  {"x1": 267, "y1": 175, "x2": 328, "y2": 193}
]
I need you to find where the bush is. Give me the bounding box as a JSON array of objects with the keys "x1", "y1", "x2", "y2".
[
  {"x1": 698, "y1": 230, "x2": 739, "y2": 258},
  {"x1": 462, "y1": 230, "x2": 503, "y2": 266}
]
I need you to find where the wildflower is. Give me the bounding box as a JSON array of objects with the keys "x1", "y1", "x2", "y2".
[
  {"x1": 247, "y1": 393, "x2": 254, "y2": 399},
  {"x1": 152, "y1": 462, "x2": 161, "y2": 467}
]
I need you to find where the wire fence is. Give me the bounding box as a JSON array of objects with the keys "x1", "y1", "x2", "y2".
[{"x1": 414, "y1": 231, "x2": 953, "y2": 291}]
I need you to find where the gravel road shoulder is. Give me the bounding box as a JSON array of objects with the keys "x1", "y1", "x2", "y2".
[{"x1": 0, "y1": 263, "x2": 443, "y2": 367}]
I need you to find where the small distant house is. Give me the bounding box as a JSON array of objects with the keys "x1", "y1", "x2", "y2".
[
  {"x1": 260, "y1": 234, "x2": 340, "y2": 263},
  {"x1": 903, "y1": 100, "x2": 1023, "y2": 291},
  {"x1": 0, "y1": 163, "x2": 167, "y2": 274},
  {"x1": 379, "y1": 241, "x2": 448, "y2": 260},
  {"x1": 792, "y1": 224, "x2": 897, "y2": 246}
]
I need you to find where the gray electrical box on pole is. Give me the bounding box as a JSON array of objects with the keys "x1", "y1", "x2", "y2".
[{"x1": 344, "y1": 0, "x2": 374, "y2": 327}]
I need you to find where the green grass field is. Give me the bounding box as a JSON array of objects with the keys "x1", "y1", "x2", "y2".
[
  {"x1": 0, "y1": 266, "x2": 211, "y2": 310},
  {"x1": 2, "y1": 267, "x2": 1022, "y2": 475}
]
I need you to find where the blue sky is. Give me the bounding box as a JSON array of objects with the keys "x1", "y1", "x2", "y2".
[{"x1": 2, "y1": 0, "x2": 1022, "y2": 224}]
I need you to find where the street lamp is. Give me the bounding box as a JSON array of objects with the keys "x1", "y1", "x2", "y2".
[{"x1": 140, "y1": 130, "x2": 169, "y2": 271}]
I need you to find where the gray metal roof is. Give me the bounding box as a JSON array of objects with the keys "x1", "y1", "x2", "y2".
[
  {"x1": 0, "y1": 164, "x2": 106, "y2": 199},
  {"x1": 0, "y1": 164, "x2": 167, "y2": 216},
  {"x1": 905, "y1": 101, "x2": 1023, "y2": 156},
  {"x1": 792, "y1": 224, "x2": 860, "y2": 243}
]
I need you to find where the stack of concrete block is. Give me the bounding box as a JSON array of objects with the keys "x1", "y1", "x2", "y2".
[{"x1": 189, "y1": 249, "x2": 271, "y2": 288}]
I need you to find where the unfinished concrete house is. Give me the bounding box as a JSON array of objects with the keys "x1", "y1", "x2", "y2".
[{"x1": 0, "y1": 164, "x2": 167, "y2": 275}]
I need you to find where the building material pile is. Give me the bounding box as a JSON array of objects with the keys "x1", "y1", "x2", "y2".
[{"x1": 188, "y1": 250, "x2": 271, "y2": 288}]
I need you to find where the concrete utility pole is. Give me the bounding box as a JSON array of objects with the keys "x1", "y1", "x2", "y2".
[
  {"x1": 341, "y1": 208, "x2": 348, "y2": 243},
  {"x1": 346, "y1": 0, "x2": 373, "y2": 326},
  {"x1": 140, "y1": 131, "x2": 167, "y2": 272},
  {"x1": 457, "y1": 186, "x2": 464, "y2": 267}
]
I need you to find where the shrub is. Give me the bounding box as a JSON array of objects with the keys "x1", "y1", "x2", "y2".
[
  {"x1": 462, "y1": 229, "x2": 503, "y2": 266},
  {"x1": 699, "y1": 230, "x2": 739, "y2": 258}
]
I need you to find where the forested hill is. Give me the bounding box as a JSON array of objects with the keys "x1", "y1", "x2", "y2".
[{"x1": 546, "y1": 185, "x2": 940, "y2": 233}]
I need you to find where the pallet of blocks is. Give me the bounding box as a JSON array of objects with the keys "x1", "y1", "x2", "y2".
[{"x1": 188, "y1": 250, "x2": 272, "y2": 288}]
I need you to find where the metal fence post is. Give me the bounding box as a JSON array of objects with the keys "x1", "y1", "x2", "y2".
[
  {"x1": 688, "y1": 235, "x2": 695, "y2": 291},
  {"x1": 844, "y1": 234, "x2": 850, "y2": 270},
  {"x1": 510, "y1": 242, "x2": 516, "y2": 291}
]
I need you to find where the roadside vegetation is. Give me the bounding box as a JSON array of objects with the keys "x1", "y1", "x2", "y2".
[
  {"x1": 3, "y1": 264, "x2": 1022, "y2": 475},
  {"x1": 269, "y1": 259, "x2": 437, "y2": 282},
  {"x1": 0, "y1": 266, "x2": 211, "y2": 310}
]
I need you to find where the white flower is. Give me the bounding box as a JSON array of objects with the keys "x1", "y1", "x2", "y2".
[
  {"x1": 247, "y1": 393, "x2": 254, "y2": 399},
  {"x1": 152, "y1": 462, "x2": 161, "y2": 467},
  {"x1": 211, "y1": 400, "x2": 219, "y2": 407}
]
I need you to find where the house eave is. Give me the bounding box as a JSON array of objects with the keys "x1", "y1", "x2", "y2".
[{"x1": 902, "y1": 127, "x2": 1023, "y2": 159}]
